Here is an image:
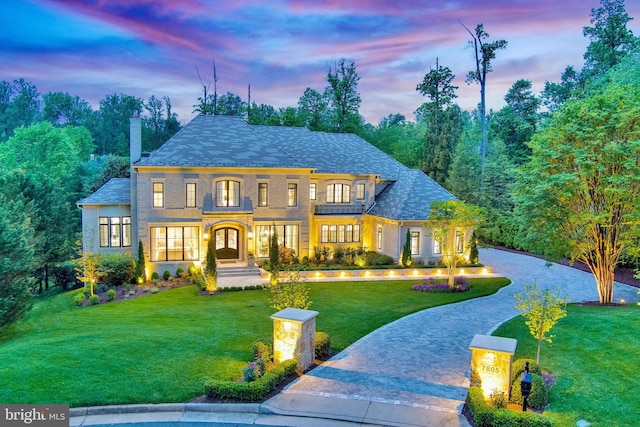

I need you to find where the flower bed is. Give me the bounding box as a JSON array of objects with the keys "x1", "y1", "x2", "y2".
[{"x1": 412, "y1": 276, "x2": 470, "y2": 292}]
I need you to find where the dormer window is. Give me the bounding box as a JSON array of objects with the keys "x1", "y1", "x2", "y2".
[{"x1": 327, "y1": 183, "x2": 350, "y2": 203}]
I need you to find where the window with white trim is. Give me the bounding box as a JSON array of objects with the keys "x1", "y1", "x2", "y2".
[
  {"x1": 258, "y1": 183, "x2": 268, "y2": 207},
  {"x1": 310, "y1": 183, "x2": 316, "y2": 200},
  {"x1": 255, "y1": 224, "x2": 299, "y2": 258},
  {"x1": 288, "y1": 183, "x2": 297, "y2": 207},
  {"x1": 153, "y1": 182, "x2": 164, "y2": 207},
  {"x1": 216, "y1": 180, "x2": 240, "y2": 207},
  {"x1": 186, "y1": 183, "x2": 196, "y2": 207},
  {"x1": 356, "y1": 183, "x2": 365, "y2": 200},
  {"x1": 411, "y1": 231, "x2": 420, "y2": 255},
  {"x1": 456, "y1": 231, "x2": 464, "y2": 253},
  {"x1": 377, "y1": 227, "x2": 383, "y2": 250},
  {"x1": 326, "y1": 183, "x2": 350, "y2": 203}
]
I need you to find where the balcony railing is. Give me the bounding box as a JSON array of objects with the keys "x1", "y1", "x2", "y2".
[{"x1": 314, "y1": 204, "x2": 365, "y2": 215}]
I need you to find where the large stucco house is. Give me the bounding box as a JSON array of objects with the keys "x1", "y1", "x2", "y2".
[{"x1": 77, "y1": 114, "x2": 466, "y2": 277}]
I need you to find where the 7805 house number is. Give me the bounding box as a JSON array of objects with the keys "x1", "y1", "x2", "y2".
[{"x1": 481, "y1": 365, "x2": 500, "y2": 374}]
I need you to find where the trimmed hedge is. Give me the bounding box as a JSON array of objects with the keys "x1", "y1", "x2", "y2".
[
  {"x1": 204, "y1": 359, "x2": 298, "y2": 401},
  {"x1": 315, "y1": 332, "x2": 331, "y2": 360},
  {"x1": 466, "y1": 386, "x2": 553, "y2": 427}
]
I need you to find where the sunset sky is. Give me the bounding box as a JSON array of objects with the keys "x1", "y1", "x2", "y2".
[{"x1": 2, "y1": 0, "x2": 639, "y2": 125}]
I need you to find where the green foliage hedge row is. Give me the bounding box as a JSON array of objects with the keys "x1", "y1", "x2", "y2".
[
  {"x1": 204, "y1": 359, "x2": 298, "y2": 401},
  {"x1": 315, "y1": 332, "x2": 331, "y2": 360},
  {"x1": 466, "y1": 386, "x2": 553, "y2": 427}
]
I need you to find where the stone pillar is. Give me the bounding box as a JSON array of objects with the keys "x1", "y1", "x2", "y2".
[
  {"x1": 271, "y1": 308, "x2": 319, "y2": 371},
  {"x1": 469, "y1": 334, "x2": 517, "y2": 399}
]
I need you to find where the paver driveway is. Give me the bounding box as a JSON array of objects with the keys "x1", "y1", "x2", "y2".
[{"x1": 265, "y1": 248, "x2": 639, "y2": 426}]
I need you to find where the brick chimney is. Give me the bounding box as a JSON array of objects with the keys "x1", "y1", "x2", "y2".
[{"x1": 130, "y1": 111, "x2": 141, "y2": 167}]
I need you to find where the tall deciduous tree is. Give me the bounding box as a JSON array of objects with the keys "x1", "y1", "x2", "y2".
[
  {"x1": 325, "y1": 58, "x2": 362, "y2": 133},
  {"x1": 298, "y1": 88, "x2": 328, "y2": 131},
  {"x1": 415, "y1": 60, "x2": 461, "y2": 184},
  {"x1": 425, "y1": 200, "x2": 483, "y2": 287},
  {"x1": 0, "y1": 195, "x2": 36, "y2": 326},
  {"x1": 461, "y1": 22, "x2": 508, "y2": 186},
  {"x1": 42, "y1": 92, "x2": 94, "y2": 127},
  {"x1": 489, "y1": 79, "x2": 540, "y2": 164},
  {"x1": 582, "y1": 0, "x2": 639, "y2": 79},
  {"x1": 515, "y1": 80, "x2": 640, "y2": 304},
  {"x1": 95, "y1": 93, "x2": 144, "y2": 156}
]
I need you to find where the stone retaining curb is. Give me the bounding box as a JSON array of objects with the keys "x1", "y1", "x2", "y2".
[{"x1": 70, "y1": 402, "x2": 264, "y2": 417}]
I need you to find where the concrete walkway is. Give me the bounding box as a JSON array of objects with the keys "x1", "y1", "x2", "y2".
[{"x1": 71, "y1": 248, "x2": 640, "y2": 427}]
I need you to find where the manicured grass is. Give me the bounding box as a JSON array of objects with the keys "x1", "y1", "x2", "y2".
[
  {"x1": 493, "y1": 304, "x2": 640, "y2": 426},
  {"x1": 0, "y1": 277, "x2": 508, "y2": 406}
]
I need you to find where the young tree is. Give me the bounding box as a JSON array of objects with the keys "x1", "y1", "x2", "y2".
[
  {"x1": 514, "y1": 284, "x2": 569, "y2": 364},
  {"x1": 205, "y1": 234, "x2": 217, "y2": 293},
  {"x1": 269, "y1": 228, "x2": 280, "y2": 287},
  {"x1": 401, "y1": 229, "x2": 412, "y2": 267},
  {"x1": 325, "y1": 58, "x2": 362, "y2": 133},
  {"x1": 461, "y1": 22, "x2": 508, "y2": 186},
  {"x1": 270, "y1": 270, "x2": 312, "y2": 311},
  {"x1": 515, "y1": 79, "x2": 640, "y2": 304},
  {"x1": 75, "y1": 252, "x2": 104, "y2": 297},
  {"x1": 425, "y1": 200, "x2": 484, "y2": 287},
  {"x1": 135, "y1": 241, "x2": 146, "y2": 284}
]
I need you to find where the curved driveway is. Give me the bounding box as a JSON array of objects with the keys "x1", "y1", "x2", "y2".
[{"x1": 264, "y1": 248, "x2": 640, "y2": 426}]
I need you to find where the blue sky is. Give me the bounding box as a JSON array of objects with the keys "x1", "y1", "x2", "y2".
[{"x1": 2, "y1": 0, "x2": 639, "y2": 124}]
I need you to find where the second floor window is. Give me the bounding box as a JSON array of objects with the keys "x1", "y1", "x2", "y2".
[
  {"x1": 356, "y1": 183, "x2": 365, "y2": 200},
  {"x1": 327, "y1": 183, "x2": 350, "y2": 203},
  {"x1": 310, "y1": 183, "x2": 316, "y2": 200},
  {"x1": 153, "y1": 182, "x2": 164, "y2": 207},
  {"x1": 216, "y1": 180, "x2": 240, "y2": 207},
  {"x1": 258, "y1": 183, "x2": 268, "y2": 207},
  {"x1": 186, "y1": 183, "x2": 196, "y2": 207},
  {"x1": 288, "y1": 183, "x2": 297, "y2": 207}
]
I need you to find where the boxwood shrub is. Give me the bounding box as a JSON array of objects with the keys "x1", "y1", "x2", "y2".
[
  {"x1": 510, "y1": 373, "x2": 549, "y2": 409},
  {"x1": 204, "y1": 359, "x2": 298, "y2": 401},
  {"x1": 511, "y1": 359, "x2": 542, "y2": 383},
  {"x1": 466, "y1": 386, "x2": 553, "y2": 427},
  {"x1": 315, "y1": 332, "x2": 331, "y2": 360}
]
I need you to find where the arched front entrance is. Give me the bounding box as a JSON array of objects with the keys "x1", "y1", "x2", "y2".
[{"x1": 215, "y1": 227, "x2": 239, "y2": 259}]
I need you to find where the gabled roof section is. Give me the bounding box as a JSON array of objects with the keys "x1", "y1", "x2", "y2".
[
  {"x1": 368, "y1": 170, "x2": 456, "y2": 221},
  {"x1": 255, "y1": 126, "x2": 406, "y2": 180},
  {"x1": 77, "y1": 178, "x2": 130, "y2": 206},
  {"x1": 136, "y1": 115, "x2": 301, "y2": 168}
]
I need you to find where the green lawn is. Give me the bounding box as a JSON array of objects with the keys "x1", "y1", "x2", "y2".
[
  {"x1": 0, "y1": 277, "x2": 508, "y2": 406},
  {"x1": 493, "y1": 305, "x2": 640, "y2": 426}
]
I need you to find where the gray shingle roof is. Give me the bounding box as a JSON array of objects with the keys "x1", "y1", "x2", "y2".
[
  {"x1": 137, "y1": 115, "x2": 300, "y2": 167},
  {"x1": 77, "y1": 178, "x2": 131, "y2": 206},
  {"x1": 255, "y1": 125, "x2": 405, "y2": 179},
  {"x1": 368, "y1": 169, "x2": 456, "y2": 220}
]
